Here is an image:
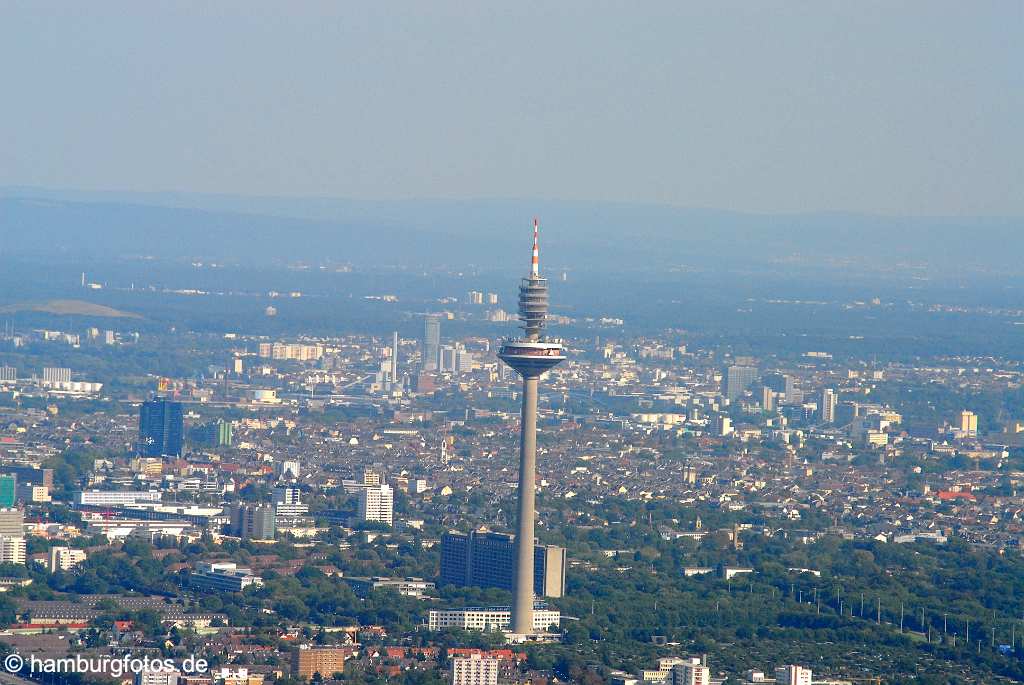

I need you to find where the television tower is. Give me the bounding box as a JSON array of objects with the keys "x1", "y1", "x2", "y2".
[{"x1": 498, "y1": 218, "x2": 566, "y2": 636}]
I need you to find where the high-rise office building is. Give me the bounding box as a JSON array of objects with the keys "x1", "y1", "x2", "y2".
[
  {"x1": 139, "y1": 399, "x2": 184, "y2": 457},
  {"x1": 440, "y1": 529, "x2": 566, "y2": 597},
  {"x1": 0, "y1": 475, "x2": 15, "y2": 508},
  {"x1": 391, "y1": 331, "x2": 400, "y2": 384},
  {"x1": 0, "y1": 367, "x2": 15, "y2": 382},
  {"x1": 359, "y1": 483, "x2": 393, "y2": 526},
  {"x1": 422, "y1": 315, "x2": 441, "y2": 371},
  {"x1": 1, "y1": 466, "x2": 52, "y2": 489},
  {"x1": 959, "y1": 410, "x2": 979, "y2": 437},
  {"x1": 273, "y1": 487, "x2": 309, "y2": 517},
  {"x1": 497, "y1": 219, "x2": 566, "y2": 635},
  {"x1": 0, "y1": 509, "x2": 24, "y2": 537},
  {"x1": 821, "y1": 388, "x2": 837, "y2": 424},
  {"x1": 724, "y1": 365, "x2": 758, "y2": 400},
  {"x1": 438, "y1": 344, "x2": 458, "y2": 373},
  {"x1": 191, "y1": 419, "x2": 232, "y2": 447},
  {"x1": 764, "y1": 372, "x2": 800, "y2": 404},
  {"x1": 455, "y1": 348, "x2": 476, "y2": 375},
  {"x1": 229, "y1": 503, "x2": 276, "y2": 540},
  {"x1": 761, "y1": 386, "x2": 776, "y2": 413}
]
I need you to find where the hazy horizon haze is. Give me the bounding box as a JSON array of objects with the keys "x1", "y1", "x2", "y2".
[{"x1": 1, "y1": 2, "x2": 1021, "y2": 216}]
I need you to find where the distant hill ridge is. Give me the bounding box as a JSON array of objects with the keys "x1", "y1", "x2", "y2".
[
  {"x1": 0, "y1": 299, "x2": 140, "y2": 318},
  {"x1": 0, "y1": 189, "x2": 1020, "y2": 274}
]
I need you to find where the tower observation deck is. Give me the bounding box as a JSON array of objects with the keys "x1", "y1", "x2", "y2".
[
  {"x1": 497, "y1": 219, "x2": 566, "y2": 637},
  {"x1": 498, "y1": 219, "x2": 566, "y2": 377}
]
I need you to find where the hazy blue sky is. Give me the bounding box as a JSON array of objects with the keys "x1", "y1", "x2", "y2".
[{"x1": 1, "y1": 2, "x2": 1020, "y2": 215}]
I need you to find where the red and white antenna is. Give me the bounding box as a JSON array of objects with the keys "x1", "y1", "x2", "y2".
[{"x1": 531, "y1": 218, "x2": 540, "y2": 277}]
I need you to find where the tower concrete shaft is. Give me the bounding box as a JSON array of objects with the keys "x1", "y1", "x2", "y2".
[{"x1": 512, "y1": 375, "x2": 539, "y2": 634}]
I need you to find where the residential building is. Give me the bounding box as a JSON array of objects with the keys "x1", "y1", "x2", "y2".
[
  {"x1": 292, "y1": 646, "x2": 358, "y2": 681},
  {"x1": 821, "y1": 388, "x2": 837, "y2": 424},
  {"x1": 49, "y1": 546, "x2": 87, "y2": 572},
  {"x1": 671, "y1": 662, "x2": 709, "y2": 685},
  {"x1": 0, "y1": 536, "x2": 26, "y2": 565},
  {"x1": 17, "y1": 484, "x2": 50, "y2": 503},
  {"x1": 359, "y1": 483, "x2": 393, "y2": 525},
  {"x1": 451, "y1": 654, "x2": 499, "y2": 685},
  {"x1": 775, "y1": 665, "x2": 812, "y2": 685}
]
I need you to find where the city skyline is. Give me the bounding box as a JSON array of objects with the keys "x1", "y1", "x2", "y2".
[{"x1": 1, "y1": 3, "x2": 1022, "y2": 683}]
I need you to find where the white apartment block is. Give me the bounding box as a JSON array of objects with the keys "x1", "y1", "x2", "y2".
[
  {"x1": 775, "y1": 665, "x2": 812, "y2": 685},
  {"x1": 0, "y1": 536, "x2": 26, "y2": 565},
  {"x1": 258, "y1": 342, "x2": 324, "y2": 361},
  {"x1": 42, "y1": 367, "x2": 72, "y2": 383},
  {"x1": 359, "y1": 483, "x2": 393, "y2": 525},
  {"x1": 671, "y1": 663, "x2": 709, "y2": 685},
  {"x1": 75, "y1": 490, "x2": 162, "y2": 507},
  {"x1": 427, "y1": 606, "x2": 560, "y2": 633},
  {"x1": 49, "y1": 546, "x2": 87, "y2": 572},
  {"x1": 451, "y1": 654, "x2": 498, "y2": 685}
]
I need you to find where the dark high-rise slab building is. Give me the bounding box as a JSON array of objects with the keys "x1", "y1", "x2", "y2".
[
  {"x1": 139, "y1": 399, "x2": 184, "y2": 457},
  {"x1": 440, "y1": 529, "x2": 565, "y2": 598},
  {"x1": 0, "y1": 466, "x2": 52, "y2": 490},
  {"x1": 422, "y1": 315, "x2": 441, "y2": 371},
  {"x1": 229, "y1": 503, "x2": 276, "y2": 540}
]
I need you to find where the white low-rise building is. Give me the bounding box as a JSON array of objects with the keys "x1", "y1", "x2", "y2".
[{"x1": 428, "y1": 604, "x2": 560, "y2": 633}]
